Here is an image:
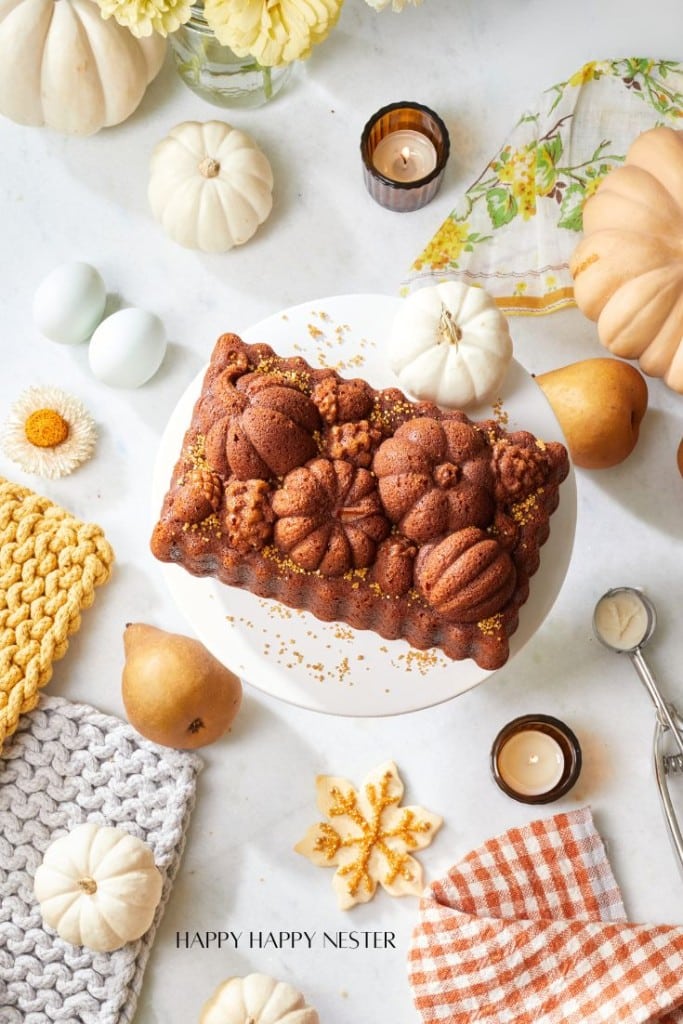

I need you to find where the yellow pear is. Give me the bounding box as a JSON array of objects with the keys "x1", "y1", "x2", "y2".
[
  {"x1": 536, "y1": 358, "x2": 648, "y2": 469},
  {"x1": 122, "y1": 623, "x2": 242, "y2": 750}
]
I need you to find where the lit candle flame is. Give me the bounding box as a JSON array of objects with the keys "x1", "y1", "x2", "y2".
[{"x1": 400, "y1": 146, "x2": 411, "y2": 166}]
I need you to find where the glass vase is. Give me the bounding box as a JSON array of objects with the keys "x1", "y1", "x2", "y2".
[{"x1": 170, "y1": 4, "x2": 293, "y2": 109}]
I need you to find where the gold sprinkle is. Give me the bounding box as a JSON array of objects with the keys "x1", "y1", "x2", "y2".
[
  {"x1": 478, "y1": 613, "x2": 503, "y2": 637},
  {"x1": 254, "y1": 358, "x2": 312, "y2": 393},
  {"x1": 186, "y1": 434, "x2": 207, "y2": 469},
  {"x1": 492, "y1": 397, "x2": 509, "y2": 427},
  {"x1": 392, "y1": 648, "x2": 447, "y2": 675},
  {"x1": 258, "y1": 599, "x2": 294, "y2": 620},
  {"x1": 510, "y1": 491, "x2": 541, "y2": 525},
  {"x1": 333, "y1": 626, "x2": 356, "y2": 641}
]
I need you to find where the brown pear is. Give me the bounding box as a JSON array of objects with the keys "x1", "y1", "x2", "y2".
[
  {"x1": 122, "y1": 623, "x2": 242, "y2": 750},
  {"x1": 536, "y1": 358, "x2": 648, "y2": 469}
]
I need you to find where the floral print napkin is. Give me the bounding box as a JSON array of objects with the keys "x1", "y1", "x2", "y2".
[{"x1": 405, "y1": 58, "x2": 683, "y2": 315}]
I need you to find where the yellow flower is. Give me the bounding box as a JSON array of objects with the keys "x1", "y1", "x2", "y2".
[
  {"x1": 98, "y1": 0, "x2": 192, "y2": 36},
  {"x1": 204, "y1": 0, "x2": 343, "y2": 66},
  {"x1": 497, "y1": 145, "x2": 536, "y2": 219},
  {"x1": 412, "y1": 217, "x2": 471, "y2": 271},
  {"x1": 567, "y1": 60, "x2": 611, "y2": 87},
  {"x1": 1, "y1": 387, "x2": 97, "y2": 479},
  {"x1": 583, "y1": 172, "x2": 608, "y2": 201}
]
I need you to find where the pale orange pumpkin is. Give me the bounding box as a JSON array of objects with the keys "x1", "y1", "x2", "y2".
[{"x1": 570, "y1": 126, "x2": 683, "y2": 393}]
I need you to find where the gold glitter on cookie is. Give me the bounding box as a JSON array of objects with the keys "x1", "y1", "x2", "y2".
[{"x1": 294, "y1": 761, "x2": 442, "y2": 909}]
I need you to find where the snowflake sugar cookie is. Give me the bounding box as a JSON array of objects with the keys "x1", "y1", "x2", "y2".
[{"x1": 294, "y1": 760, "x2": 442, "y2": 909}]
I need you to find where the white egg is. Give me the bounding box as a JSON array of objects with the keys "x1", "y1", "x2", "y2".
[
  {"x1": 33, "y1": 262, "x2": 107, "y2": 345},
  {"x1": 88, "y1": 308, "x2": 167, "y2": 388}
]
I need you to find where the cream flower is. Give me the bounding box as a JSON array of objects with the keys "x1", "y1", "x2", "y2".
[
  {"x1": 98, "y1": 0, "x2": 192, "y2": 37},
  {"x1": 364, "y1": 0, "x2": 423, "y2": 10},
  {"x1": 1, "y1": 387, "x2": 97, "y2": 480},
  {"x1": 204, "y1": 0, "x2": 343, "y2": 66}
]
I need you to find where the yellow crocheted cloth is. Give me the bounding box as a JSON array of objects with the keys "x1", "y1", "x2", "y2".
[{"x1": 0, "y1": 477, "x2": 114, "y2": 751}]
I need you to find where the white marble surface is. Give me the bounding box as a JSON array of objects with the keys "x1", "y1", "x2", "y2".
[{"x1": 2, "y1": 2, "x2": 683, "y2": 1021}]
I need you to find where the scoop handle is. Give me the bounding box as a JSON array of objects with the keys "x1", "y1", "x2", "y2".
[
  {"x1": 654, "y1": 718, "x2": 683, "y2": 879},
  {"x1": 631, "y1": 648, "x2": 683, "y2": 760}
]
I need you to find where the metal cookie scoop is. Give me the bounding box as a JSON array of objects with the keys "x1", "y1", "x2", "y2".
[{"x1": 593, "y1": 586, "x2": 683, "y2": 876}]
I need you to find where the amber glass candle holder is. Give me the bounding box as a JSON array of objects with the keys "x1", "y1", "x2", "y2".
[
  {"x1": 490, "y1": 714, "x2": 582, "y2": 805},
  {"x1": 360, "y1": 101, "x2": 450, "y2": 212}
]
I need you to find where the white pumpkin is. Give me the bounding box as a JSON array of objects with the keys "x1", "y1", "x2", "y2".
[
  {"x1": 33, "y1": 822, "x2": 163, "y2": 952},
  {"x1": 201, "y1": 974, "x2": 320, "y2": 1024},
  {"x1": 0, "y1": 0, "x2": 166, "y2": 136},
  {"x1": 148, "y1": 120, "x2": 275, "y2": 253},
  {"x1": 389, "y1": 282, "x2": 514, "y2": 409}
]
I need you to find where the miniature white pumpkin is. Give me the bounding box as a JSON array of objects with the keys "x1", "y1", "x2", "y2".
[
  {"x1": 200, "y1": 974, "x2": 320, "y2": 1024},
  {"x1": 389, "y1": 282, "x2": 514, "y2": 409},
  {"x1": 148, "y1": 120, "x2": 274, "y2": 253},
  {"x1": 0, "y1": 0, "x2": 166, "y2": 136},
  {"x1": 33, "y1": 822, "x2": 163, "y2": 952}
]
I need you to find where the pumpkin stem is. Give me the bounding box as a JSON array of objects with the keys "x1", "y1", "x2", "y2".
[
  {"x1": 198, "y1": 157, "x2": 220, "y2": 179},
  {"x1": 78, "y1": 877, "x2": 98, "y2": 895},
  {"x1": 438, "y1": 305, "x2": 462, "y2": 346}
]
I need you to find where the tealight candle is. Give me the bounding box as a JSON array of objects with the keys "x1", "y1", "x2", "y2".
[
  {"x1": 491, "y1": 715, "x2": 582, "y2": 805},
  {"x1": 360, "y1": 101, "x2": 450, "y2": 212},
  {"x1": 371, "y1": 130, "x2": 438, "y2": 183}
]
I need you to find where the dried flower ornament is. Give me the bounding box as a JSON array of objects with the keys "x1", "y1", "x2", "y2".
[
  {"x1": 295, "y1": 760, "x2": 442, "y2": 909},
  {"x1": 1, "y1": 387, "x2": 97, "y2": 479}
]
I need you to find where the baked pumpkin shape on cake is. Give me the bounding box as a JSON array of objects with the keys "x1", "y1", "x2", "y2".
[{"x1": 151, "y1": 334, "x2": 569, "y2": 670}]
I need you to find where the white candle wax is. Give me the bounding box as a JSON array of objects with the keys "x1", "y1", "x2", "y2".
[
  {"x1": 496, "y1": 730, "x2": 565, "y2": 797},
  {"x1": 372, "y1": 130, "x2": 438, "y2": 183}
]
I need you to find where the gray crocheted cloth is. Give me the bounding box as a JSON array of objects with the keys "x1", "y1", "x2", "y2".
[{"x1": 0, "y1": 694, "x2": 202, "y2": 1024}]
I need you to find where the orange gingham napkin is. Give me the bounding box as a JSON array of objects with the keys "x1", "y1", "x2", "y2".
[{"x1": 408, "y1": 807, "x2": 683, "y2": 1024}]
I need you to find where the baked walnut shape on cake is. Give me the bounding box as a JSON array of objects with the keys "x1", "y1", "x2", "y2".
[{"x1": 151, "y1": 334, "x2": 569, "y2": 670}]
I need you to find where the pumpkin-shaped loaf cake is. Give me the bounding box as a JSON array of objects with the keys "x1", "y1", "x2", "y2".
[{"x1": 151, "y1": 333, "x2": 569, "y2": 669}]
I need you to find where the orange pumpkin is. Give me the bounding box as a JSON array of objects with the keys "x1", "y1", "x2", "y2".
[{"x1": 570, "y1": 126, "x2": 683, "y2": 393}]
